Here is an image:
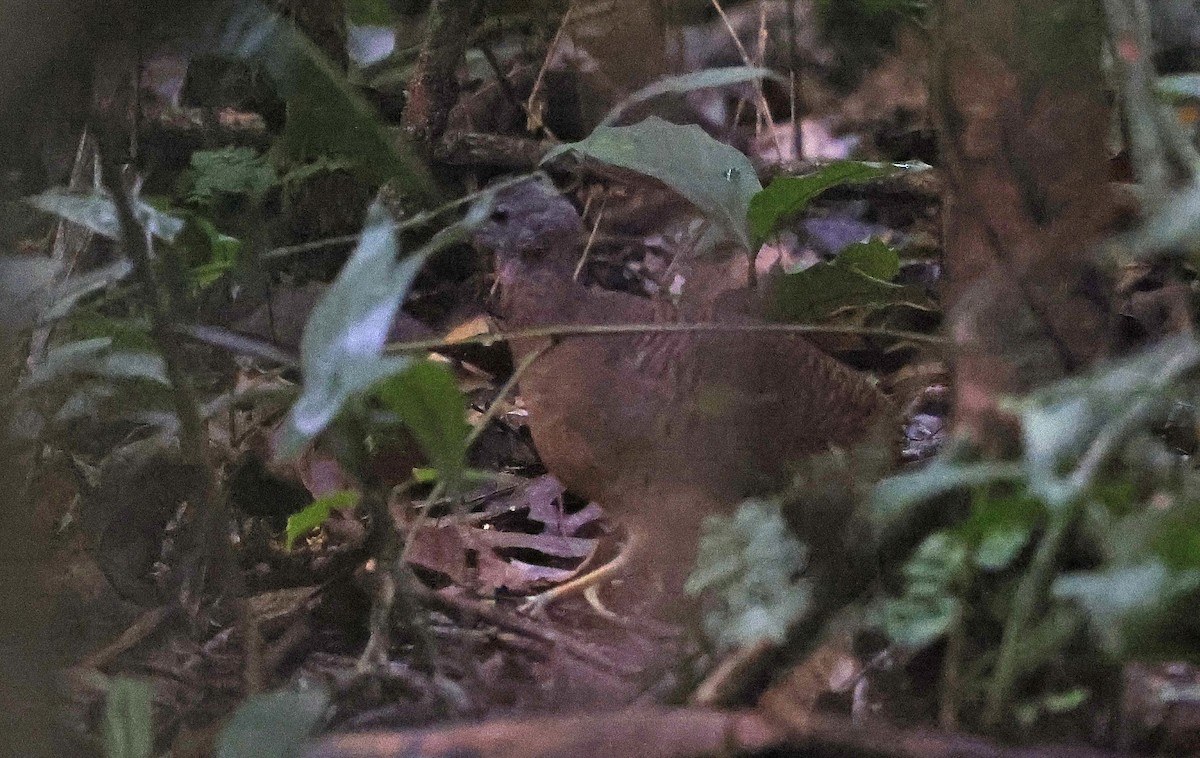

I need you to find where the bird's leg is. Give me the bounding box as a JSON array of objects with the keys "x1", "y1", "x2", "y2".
[{"x1": 519, "y1": 526, "x2": 645, "y2": 617}]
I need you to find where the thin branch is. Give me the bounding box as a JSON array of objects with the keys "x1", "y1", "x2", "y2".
[
  {"x1": 382, "y1": 320, "x2": 948, "y2": 358},
  {"x1": 709, "y1": 0, "x2": 784, "y2": 157},
  {"x1": 261, "y1": 173, "x2": 538, "y2": 262}
]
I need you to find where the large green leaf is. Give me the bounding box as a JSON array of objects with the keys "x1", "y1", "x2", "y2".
[
  {"x1": 216, "y1": 2, "x2": 437, "y2": 202},
  {"x1": 872, "y1": 456, "x2": 1025, "y2": 527},
  {"x1": 183, "y1": 146, "x2": 278, "y2": 207},
  {"x1": 276, "y1": 201, "x2": 414, "y2": 458},
  {"x1": 767, "y1": 239, "x2": 932, "y2": 323},
  {"x1": 216, "y1": 687, "x2": 329, "y2": 758},
  {"x1": 28, "y1": 190, "x2": 185, "y2": 243},
  {"x1": 276, "y1": 200, "x2": 483, "y2": 459},
  {"x1": 286, "y1": 490, "x2": 359, "y2": 550},
  {"x1": 104, "y1": 678, "x2": 154, "y2": 758},
  {"x1": 599, "y1": 66, "x2": 783, "y2": 127},
  {"x1": 1116, "y1": 177, "x2": 1200, "y2": 264},
  {"x1": 22, "y1": 338, "x2": 169, "y2": 389},
  {"x1": 42, "y1": 259, "x2": 134, "y2": 323},
  {"x1": 686, "y1": 498, "x2": 812, "y2": 650},
  {"x1": 376, "y1": 360, "x2": 471, "y2": 486},
  {"x1": 1013, "y1": 334, "x2": 1200, "y2": 507},
  {"x1": 1054, "y1": 560, "x2": 1200, "y2": 659},
  {"x1": 545, "y1": 117, "x2": 761, "y2": 249},
  {"x1": 748, "y1": 160, "x2": 928, "y2": 246}
]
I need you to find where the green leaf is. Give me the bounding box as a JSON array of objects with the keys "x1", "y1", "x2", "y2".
[
  {"x1": 285, "y1": 490, "x2": 359, "y2": 550},
  {"x1": 1155, "y1": 73, "x2": 1200, "y2": 103},
  {"x1": 885, "y1": 594, "x2": 959, "y2": 648},
  {"x1": 1042, "y1": 687, "x2": 1090, "y2": 714},
  {"x1": 104, "y1": 678, "x2": 154, "y2": 758},
  {"x1": 686, "y1": 498, "x2": 812, "y2": 651},
  {"x1": 28, "y1": 189, "x2": 185, "y2": 243},
  {"x1": 884, "y1": 531, "x2": 968, "y2": 648},
  {"x1": 960, "y1": 489, "x2": 1041, "y2": 571},
  {"x1": 376, "y1": 361, "x2": 471, "y2": 487},
  {"x1": 748, "y1": 160, "x2": 928, "y2": 246},
  {"x1": 42, "y1": 259, "x2": 134, "y2": 323},
  {"x1": 839, "y1": 239, "x2": 900, "y2": 279},
  {"x1": 347, "y1": 0, "x2": 397, "y2": 25},
  {"x1": 1052, "y1": 561, "x2": 1188, "y2": 657},
  {"x1": 22, "y1": 338, "x2": 169, "y2": 389},
  {"x1": 217, "y1": 2, "x2": 437, "y2": 201},
  {"x1": 1014, "y1": 335, "x2": 1200, "y2": 507},
  {"x1": 184, "y1": 146, "x2": 277, "y2": 207},
  {"x1": 281, "y1": 155, "x2": 356, "y2": 185},
  {"x1": 276, "y1": 200, "x2": 483, "y2": 459},
  {"x1": 545, "y1": 117, "x2": 761, "y2": 249},
  {"x1": 216, "y1": 687, "x2": 329, "y2": 758},
  {"x1": 599, "y1": 66, "x2": 784, "y2": 127},
  {"x1": 276, "y1": 200, "x2": 415, "y2": 458},
  {"x1": 181, "y1": 216, "x2": 242, "y2": 288},
  {"x1": 973, "y1": 524, "x2": 1034, "y2": 571},
  {"x1": 872, "y1": 456, "x2": 1025, "y2": 528},
  {"x1": 1116, "y1": 177, "x2": 1200, "y2": 263},
  {"x1": 766, "y1": 239, "x2": 932, "y2": 323}
]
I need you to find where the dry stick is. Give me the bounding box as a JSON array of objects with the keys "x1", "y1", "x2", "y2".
[
  {"x1": 572, "y1": 194, "x2": 607, "y2": 282},
  {"x1": 786, "y1": 0, "x2": 803, "y2": 159},
  {"x1": 188, "y1": 319, "x2": 943, "y2": 374},
  {"x1": 709, "y1": 0, "x2": 784, "y2": 158},
  {"x1": 477, "y1": 40, "x2": 524, "y2": 115},
  {"x1": 261, "y1": 173, "x2": 538, "y2": 262},
  {"x1": 409, "y1": 582, "x2": 632, "y2": 673},
  {"x1": 525, "y1": 0, "x2": 574, "y2": 138},
  {"x1": 100, "y1": 150, "x2": 260, "y2": 692}
]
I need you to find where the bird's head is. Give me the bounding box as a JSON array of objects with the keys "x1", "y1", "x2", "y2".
[{"x1": 471, "y1": 177, "x2": 584, "y2": 287}]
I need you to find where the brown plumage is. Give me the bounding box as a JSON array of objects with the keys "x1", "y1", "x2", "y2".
[{"x1": 473, "y1": 177, "x2": 892, "y2": 613}]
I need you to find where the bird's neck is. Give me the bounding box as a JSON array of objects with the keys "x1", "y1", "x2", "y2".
[{"x1": 498, "y1": 264, "x2": 584, "y2": 330}]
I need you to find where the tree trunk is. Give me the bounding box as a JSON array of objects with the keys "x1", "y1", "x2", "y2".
[{"x1": 933, "y1": 0, "x2": 1116, "y2": 451}]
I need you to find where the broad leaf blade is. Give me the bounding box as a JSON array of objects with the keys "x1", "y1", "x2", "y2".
[
  {"x1": 872, "y1": 458, "x2": 1025, "y2": 526},
  {"x1": 279, "y1": 200, "x2": 416, "y2": 457},
  {"x1": 28, "y1": 190, "x2": 185, "y2": 243},
  {"x1": 217, "y1": 687, "x2": 329, "y2": 758},
  {"x1": 600, "y1": 66, "x2": 782, "y2": 127},
  {"x1": 545, "y1": 117, "x2": 761, "y2": 249},
  {"x1": 1015, "y1": 335, "x2": 1200, "y2": 506},
  {"x1": 277, "y1": 201, "x2": 483, "y2": 458},
  {"x1": 767, "y1": 239, "x2": 931, "y2": 323},
  {"x1": 104, "y1": 678, "x2": 154, "y2": 758},
  {"x1": 376, "y1": 361, "x2": 471, "y2": 486},
  {"x1": 22, "y1": 338, "x2": 169, "y2": 388},
  {"x1": 286, "y1": 490, "x2": 359, "y2": 550},
  {"x1": 749, "y1": 160, "x2": 928, "y2": 246}
]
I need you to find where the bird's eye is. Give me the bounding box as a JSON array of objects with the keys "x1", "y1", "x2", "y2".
[{"x1": 490, "y1": 208, "x2": 509, "y2": 223}]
